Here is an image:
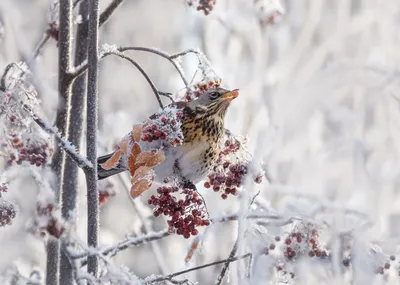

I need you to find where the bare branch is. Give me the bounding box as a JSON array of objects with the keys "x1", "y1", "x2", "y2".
[
  {"x1": 28, "y1": 107, "x2": 92, "y2": 170},
  {"x1": 59, "y1": 0, "x2": 90, "y2": 283},
  {"x1": 72, "y1": 50, "x2": 166, "y2": 108},
  {"x1": 118, "y1": 47, "x2": 190, "y2": 88},
  {"x1": 143, "y1": 253, "x2": 252, "y2": 284},
  {"x1": 47, "y1": 0, "x2": 74, "y2": 283},
  {"x1": 77, "y1": 212, "x2": 288, "y2": 267},
  {"x1": 105, "y1": 51, "x2": 164, "y2": 108},
  {"x1": 99, "y1": 0, "x2": 124, "y2": 26},
  {"x1": 215, "y1": 237, "x2": 239, "y2": 285},
  {"x1": 31, "y1": 34, "x2": 51, "y2": 60},
  {"x1": 85, "y1": 0, "x2": 100, "y2": 276}
]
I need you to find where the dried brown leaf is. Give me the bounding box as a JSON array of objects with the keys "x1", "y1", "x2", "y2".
[
  {"x1": 130, "y1": 179, "x2": 152, "y2": 199},
  {"x1": 132, "y1": 124, "x2": 143, "y2": 142},
  {"x1": 128, "y1": 143, "x2": 141, "y2": 176},
  {"x1": 136, "y1": 151, "x2": 165, "y2": 167},
  {"x1": 100, "y1": 150, "x2": 121, "y2": 170}
]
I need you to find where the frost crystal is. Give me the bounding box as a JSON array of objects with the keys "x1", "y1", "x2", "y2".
[{"x1": 100, "y1": 43, "x2": 119, "y2": 57}]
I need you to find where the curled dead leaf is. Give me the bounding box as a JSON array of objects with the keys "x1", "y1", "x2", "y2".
[
  {"x1": 130, "y1": 179, "x2": 152, "y2": 199},
  {"x1": 132, "y1": 124, "x2": 143, "y2": 142},
  {"x1": 128, "y1": 143, "x2": 141, "y2": 176},
  {"x1": 136, "y1": 150, "x2": 165, "y2": 167},
  {"x1": 131, "y1": 166, "x2": 154, "y2": 184},
  {"x1": 119, "y1": 138, "x2": 129, "y2": 154},
  {"x1": 100, "y1": 150, "x2": 121, "y2": 170}
]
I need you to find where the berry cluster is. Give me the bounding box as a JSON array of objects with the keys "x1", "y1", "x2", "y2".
[
  {"x1": 33, "y1": 203, "x2": 64, "y2": 238},
  {"x1": 141, "y1": 107, "x2": 184, "y2": 147},
  {"x1": 186, "y1": 0, "x2": 217, "y2": 15},
  {"x1": 376, "y1": 255, "x2": 396, "y2": 275},
  {"x1": 220, "y1": 137, "x2": 242, "y2": 156},
  {"x1": 0, "y1": 200, "x2": 16, "y2": 227},
  {"x1": 148, "y1": 186, "x2": 210, "y2": 238},
  {"x1": 6, "y1": 132, "x2": 52, "y2": 167},
  {"x1": 281, "y1": 230, "x2": 327, "y2": 261},
  {"x1": 185, "y1": 79, "x2": 221, "y2": 101},
  {"x1": 204, "y1": 135, "x2": 263, "y2": 199},
  {"x1": 204, "y1": 162, "x2": 248, "y2": 199}
]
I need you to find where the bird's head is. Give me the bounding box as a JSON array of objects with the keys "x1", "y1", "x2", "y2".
[
  {"x1": 193, "y1": 87, "x2": 239, "y2": 107},
  {"x1": 190, "y1": 87, "x2": 239, "y2": 118}
]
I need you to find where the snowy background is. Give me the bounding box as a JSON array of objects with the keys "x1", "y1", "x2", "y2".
[{"x1": 1, "y1": 0, "x2": 400, "y2": 284}]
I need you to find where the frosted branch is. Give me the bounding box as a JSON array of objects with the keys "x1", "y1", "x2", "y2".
[{"x1": 143, "y1": 253, "x2": 252, "y2": 284}]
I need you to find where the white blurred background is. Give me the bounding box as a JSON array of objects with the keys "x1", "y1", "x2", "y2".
[{"x1": 1, "y1": 0, "x2": 400, "y2": 284}]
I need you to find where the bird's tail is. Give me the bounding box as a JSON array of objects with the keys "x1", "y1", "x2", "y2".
[{"x1": 97, "y1": 153, "x2": 126, "y2": 180}]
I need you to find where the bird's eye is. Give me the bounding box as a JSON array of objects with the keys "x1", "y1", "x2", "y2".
[{"x1": 209, "y1": 92, "x2": 220, "y2": 100}]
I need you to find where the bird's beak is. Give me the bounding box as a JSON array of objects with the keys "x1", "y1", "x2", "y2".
[{"x1": 221, "y1": 89, "x2": 239, "y2": 101}]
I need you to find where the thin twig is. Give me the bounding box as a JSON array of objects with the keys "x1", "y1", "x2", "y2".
[
  {"x1": 31, "y1": 34, "x2": 51, "y2": 60},
  {"x1": 214, "y1": 191, "x2": 260, "y2": 285},
  {"x1": 77, "y1": 212, "x2": 286, "y2": 266},
  {"x1": 105, "y1": 51, "x2": 164, "y2": 108},
  {"x1": 72, "y1": 50, "x2": 165, "y2": 108},
  {"x1": 99, "y1": 0, "x2": 124, "y2": 26},
  {"x1": 78, "y1": 229, "x2": 171, "y2": 266},
  {"x1": 215, "y1": 240, "x2": 239, "y2": 285},
  {"x1": 118, "y1": 47, "x2": 190, "y2": 88},
  {"x1": 29, "y1": 108, "x2": 92, "y2": 170},
  {"x1": 143, "y1": 253, "x2": 252, "y2": 284}
]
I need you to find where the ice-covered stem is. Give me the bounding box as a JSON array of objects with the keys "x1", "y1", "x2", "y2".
[
  {"x1": 46, "y1": 1, "x2": 73, "y2": 284},
  {"x1": 215, "y1": 192, "x2": 259, "y2": 285},
  {"x1": 76, "y1": 212, "x2": 287, "y2": 266},
  {"x1": 78, "y1": 230, "x2": 170, "y2": 266},
  {"x1": 59, "y1": 1, "x2": 89, "y2": 284},
  {"x1": 144, "y1": 253, "x2": 252, "y2": 284},
  {"x1": 24, "y1": 104, "x2": 93, "y2": 169},
  {"x1": 72, "y1": 46, "x2": 198, "y2": 91},
  {"x1": 85, "y1": 0, "x2": 100, "y2": 277},
  {"x1": 215, "y1": 239, "x2": 239, "y2": 285}
]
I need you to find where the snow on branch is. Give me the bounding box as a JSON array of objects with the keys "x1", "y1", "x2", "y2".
[{"x1": 0, "y1": 62, "x2": 93, "y2": 170}]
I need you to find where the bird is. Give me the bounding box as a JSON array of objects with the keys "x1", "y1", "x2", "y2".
[{"x1": 97, "y1": 87, "x2": 239, "y2": 189}]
